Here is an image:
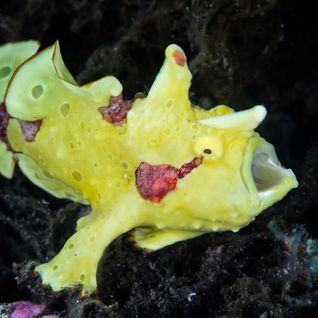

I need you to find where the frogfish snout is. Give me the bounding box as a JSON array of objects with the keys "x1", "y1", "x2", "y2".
[{"x1": 243, "y1": 138, "x2": 298, "y2": 213}]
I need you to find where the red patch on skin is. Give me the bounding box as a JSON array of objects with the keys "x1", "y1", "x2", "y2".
[
  {"x1": 136, "y1": 162, "x2": 178, "y2": 203},
  {"x1": 136, "y1": 157, "x2": 203, "y2": 203},
  {"x1": 99, "y1": 94, "x2": 132, "y2": 125},
  {"x1": 178, "y1": 156, "x2": 203, "y2": 179},
  {"x1": 173, "y1": 50, "x2": 186, "y2": 66},
  {"x1": 19, "y1": 119, "x2": 42, "y2": 142},
  {"x1": 0, "y1": 103, "x2": 10, "y2": 147}
]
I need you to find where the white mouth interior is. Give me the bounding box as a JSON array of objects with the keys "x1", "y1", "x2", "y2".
[{"x1": 251, "y1": 149, "x2": 289, "y2": 200}]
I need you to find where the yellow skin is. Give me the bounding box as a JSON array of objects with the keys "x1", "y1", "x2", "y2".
[{"x1": 0, "y1": 41, "x2": 298, "y2": 294}]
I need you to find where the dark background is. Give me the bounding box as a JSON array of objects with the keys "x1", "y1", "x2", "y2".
[{"x1": 1, "y1": 0, "x2": 318, "y2": 317}]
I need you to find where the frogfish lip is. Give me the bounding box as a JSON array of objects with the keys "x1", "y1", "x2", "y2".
[{"x1": 242, "y1": 137, "x2": 298, "y2": 213}]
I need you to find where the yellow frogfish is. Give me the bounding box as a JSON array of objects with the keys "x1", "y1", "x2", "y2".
[{"x1": 0, "y1": 41, "x2": 298, "y2": 294}]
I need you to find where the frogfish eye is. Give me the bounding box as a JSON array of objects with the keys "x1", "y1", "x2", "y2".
[{"x1": 194, "y1": 136, "x2": 223, "y2": 161}]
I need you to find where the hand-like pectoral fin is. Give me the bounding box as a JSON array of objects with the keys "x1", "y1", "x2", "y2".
[
  {"x1": 35, "y1": 207, "x2": 133, "y2": 295},
  {"x1": 35, "y1": 223, "x2": 101, "y2": 295},
  {"x1": 130, "y1": 227, "x2": 206, "y2": 251}
]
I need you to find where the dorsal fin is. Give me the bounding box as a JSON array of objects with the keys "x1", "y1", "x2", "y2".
[{"x1": 146, "y1": 44, "x2": 192, "y2": 111}]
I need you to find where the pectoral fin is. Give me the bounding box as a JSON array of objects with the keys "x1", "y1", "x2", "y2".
[
  {"x1": 130, "y1": 227, "x2": 206, "y2": 251},
  {"x1": 35, "y1": 205, "x2": 133, "y2": 295}
]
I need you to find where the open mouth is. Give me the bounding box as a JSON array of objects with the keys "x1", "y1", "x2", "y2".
[
  {"x1": 241, "y1": 138, "x2": 298, "y2": 212},
  {"x1": 251, "y1": 147, "x2": 294, "y2": 200}
]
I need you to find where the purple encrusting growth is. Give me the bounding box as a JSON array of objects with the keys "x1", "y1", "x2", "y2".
[
  {"x1": 0, "y1": 103, "x2": 42, "y2": 144},
  {"x1": 11, "y1": 301, "x2": 45, "y2": 318},
  {"x1": 0, "y1": 301, "x2": 59, "y2": 318},
  {"x1": 19, "y1": 120, "x2": 43, "y2": 142},
  {"x1": 99, "y1": 94, "x2": 132, "y2": 124},
  {"x1": 0, "y1": 103, "x2": 10, "y2": 147}
]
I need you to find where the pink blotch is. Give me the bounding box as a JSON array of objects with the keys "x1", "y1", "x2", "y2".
[
  {"x1": 173, "y1": 50, "x2": 186, "y2": 66},
  {"x1": 135, "y1": 157, "x2": 202, "y2": 203},
  {"x1": 99, "y1": 94, "x2": 132, "y2": 125},
  {"x1": 178, "y1": 157, "x2": 203, "y2": 179},
  {"x1": 0, "y1": 102, "x2": 10, "y2": 147},
  {"x1": 19, "y1": 120, "x2": 42, "y2": 142},
  {"x1": 135, "y1": 162, "x2": 178, "y2": 203}
]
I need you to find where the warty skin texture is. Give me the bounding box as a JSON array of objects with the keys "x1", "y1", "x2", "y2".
[{"x1": 0, "y1": 41, "x2": 298, "y2": 294}]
